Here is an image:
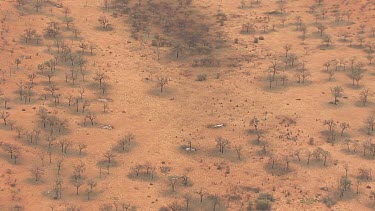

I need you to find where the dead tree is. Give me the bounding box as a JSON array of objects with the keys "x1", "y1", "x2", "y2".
[
  {"x1": 103, "y1": 150, "x2": 115, "y2": 163},
  {"x1": 94, "y1": 72, "x2": 108, "y2": 88},
  {"x1": 195, "y1": 188, "x2": 206, "y2": 203},
  {"x1": 234, "y1": 145, "x2": 243, "y2": 160},
  {"x1": 215, "y1": 137, "x2": 230, "y2": 153},
  {"x1": 30, "y1": 166, "x2": 44, "y2": 181},
  {"x1": 359, "y1": 88, "x2": 373, "y2": 106},
  {"x1": 330, "y1": 86, "x2": 343, "y2": 105},
  {"x1": 157, "y1": 76, "x2": 168, "y2": 92},
  {"x1": 78, "y1": 143, "x2": 87, "y2": 156},
  {"x1": 1, "y1": 111, "x2": 10, "y2": 125},
  {"x1": 120, "y1": 133, "x2": 135, "y2": 149},
  {"x1": 98, "y1": 16, "x2": 111, "y2": 30},
  {"x1": 56, "y1": 158, "x2": 64, "y2": 175}
]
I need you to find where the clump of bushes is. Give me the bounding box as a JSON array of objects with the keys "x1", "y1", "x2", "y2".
[{"x1": 251, "y1": 193, "x2": 274, "y2": 210}]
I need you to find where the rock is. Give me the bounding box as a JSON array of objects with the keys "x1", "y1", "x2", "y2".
[
  {"x1": 209, "y1": 124, "x2": 225, "y2": 128},
  {"x1": 99, "y1": 125, "x2": 113, "y2": 130},
  {"x1": 320, "y1": 186, "x2": 329, "y2": 191}
]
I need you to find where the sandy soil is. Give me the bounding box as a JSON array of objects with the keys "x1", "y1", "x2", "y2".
[{"x1": 0, "y1": 0, "x2": 375, "y2": 210}]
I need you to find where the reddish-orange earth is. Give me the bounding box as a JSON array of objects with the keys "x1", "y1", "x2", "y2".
[{"x1": 0, "y1": 0, "x2": 375, "y2": 210}]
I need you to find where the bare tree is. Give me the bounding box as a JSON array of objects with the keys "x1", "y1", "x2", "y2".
[
  {"x1": 94, "y1": 72, "x2": 108, "y2": 88},
  {"x1": 215, "y1": 137, "x2": 230, "y2": 153},
  {"x1": 1, "y1": 111, "x2": 10, "y2": 125},
  {"x1": 359, "y1": 88, "x2": 373, "y2": 106},
  {"x1": 118, "y1": 133, "x2": 135, "y2": 151},
  {"x1": 78, "y1": 143, "x2": 87, "y2": 156},
  {"x1": 234, "y1": 145, "x2": 243, "y2": 160},
  {"x1": 56, "y1": 158, "x2": 64, "y2": 175},
  {"x1": 195, "y1": 188, "x2": 206, "y2": 202},
  {"x1": 103, "y1": 150, "x2": 115, "y2": 163},
  {"x1": 86, "y1": 179, "x2": 97, "y2": 200},
  {"x1": 84, "y1": 112, "x2": 96, "y2": 126},
  {"x1": 169, "y1": 177, "x2": 179, "y2": 192},
  {"x1": 53, "y1": 178, "x2": 63, "y2": 199},
  {"x1": 283, "y1": 44, "x2": 292, "y2": 57},
  {"x1": 30, "y1": 166, "x2": 44, "y2": 181},
  {"x1": 330, "y1": 86, "x2": 343, "y2": 105},
  {"x1": 157, "y1": 76, "x2": 169, "y2": 92},
  {"x1": 89, "y1": 44, "x2": 96, "y2": 55},
  {"x1": 132, "y1": 165, "x2": 144, "y2": 176},
  {"x1": 209, "y1": 194, "x2": 220, "y2": 211},
  {"x1": 365, "y1": 116, "x2": 375, "y2": 135},
  {"x1": 98, "y1": 16, "x2": 111, "y2": 30},
  {"x1": 73, "y1": 162, "x2": 86, "y2": 179},
  {"x1": 340, "y1": 122, "x2": 350, "y2": 136},
  {"x1": 73, "y1": 179, "x2": 83, "y2": 195}
]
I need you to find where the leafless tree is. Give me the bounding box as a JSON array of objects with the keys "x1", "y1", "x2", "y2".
[
  {"x1": 56, "y1": 158, "x2": 64, "y2": 175},
  {"x1": 89, "y1": 43, "x2": 96, "y2": 55},
  {"x1": 82, "y1": 100, "x2": 90, "y2": 113},
  {"x1": 78, "y1": 143, "x2": 87, "y2": 156},
  {"x1": 84, "y1": 112, "x2": 96, "y2": 126},
  {"x1": 73, "y1": 162, "x2": 86, "y2": 179},
  {"x1": 169, "y1": 177, "x2": 179, "y2": 192},
  {"x1": 283, "y1": 44, "x2": 292, "y2": 57},
  {"x1": 209, "y1": 194, "x2": 220, "y2": 211},
  {"x1": 103, "y1": 150, "x2": 115, "y2": 163},
  {"x1": 316, "y1": 23, "x2": 327, "y2": 37},
  {"x1": 1, "y1": 111, "x2": 10, "y2": 125},
  {"x1": 53, "y1": 178, "x2": 63, "y2": 199},
  {"x1": 94, "y1": 72, "x2": 108, "y2": 88},
  {"x1": 73, "y1": 179, "x2": 83, "y2": 195},
  {"x1": 340, "y1": 122, "x2": 350, "y2": 136},
  {"x1": 195, "y1": 188, "x2": 206, "y2": 202},
  {"x1": 98, "y1": 16, "x2": 111, "y2": 30},
  {"x1": 132, "y1": 164, "x2": 144, "y2": 177},
  {"x1": 365, "y1": 116, "x2": 375, "y2": 135},
  {"x1": 234, "y1": 145, "x2": 243, "y2": 160},
  {"x1": 118, "y1": 133, "x2": 135, "y2": 151},
  {"x1": 330, "y1": 86, "x2": 343, "y2": 105},
  {"x1": 86, "y1": 179, "x2": 97, "y2": 200},
  {"x1": 215, "y1": 137, "x2": 230, "y2": 153},
  {"x1": 157, "y1": 76, "x2": 169, "y2": 92},
  {"x1": 359, "y1": 88, "x2": 373, "y2": 106},
  {"x1": 30, "y1": 166, "x2": 44, "y2": 181}
]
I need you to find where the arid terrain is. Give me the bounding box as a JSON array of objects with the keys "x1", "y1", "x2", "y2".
[{"x1": 0, "y1": 0, "x2": 375, "y2": 210}]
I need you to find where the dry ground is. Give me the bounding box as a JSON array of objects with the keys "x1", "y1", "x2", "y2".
[{"x1": 0, "y1": 0, "x2": 375, "y2": 210}]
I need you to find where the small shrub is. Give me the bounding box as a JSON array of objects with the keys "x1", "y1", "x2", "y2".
[
  {"x1": 254, "y1": 37, "x2": 259, "y2": 43},
  {"x1": 322, "y1": 196, "x2": 336, "y2": 207},
  {"x1": 258, "y1": 193, "x2": 275, "y2": 202},
  {"x1": 196, "y1": 73, "x2": 207, "y2": 81},
  {"x1": 259, "y1": 36, "x2": 264, "y2": 40},
  {"x1": 255, "y1": 200, "x2": 271, "y2": 210},
  {"x1": 158, "y1": 207, "x2": 169, "y2": 211},
  {"x1": 247, "y1": 200, "x2": 253, "y2": 210}
]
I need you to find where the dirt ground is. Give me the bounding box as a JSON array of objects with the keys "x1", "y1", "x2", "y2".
[{"x1": 0, "y1": 0, "x2": 375, "y2": 210}]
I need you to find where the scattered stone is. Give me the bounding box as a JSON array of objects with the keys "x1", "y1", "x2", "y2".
[
  {"x1": 208, "y1": 123, "x2": 225, "y2": 128},
  {"x1": 99, "y1": 125, "x2": 113, "y2": 130},
  {"x1": 320, "y1": 186, "x2": 329, "y2": 191}
]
